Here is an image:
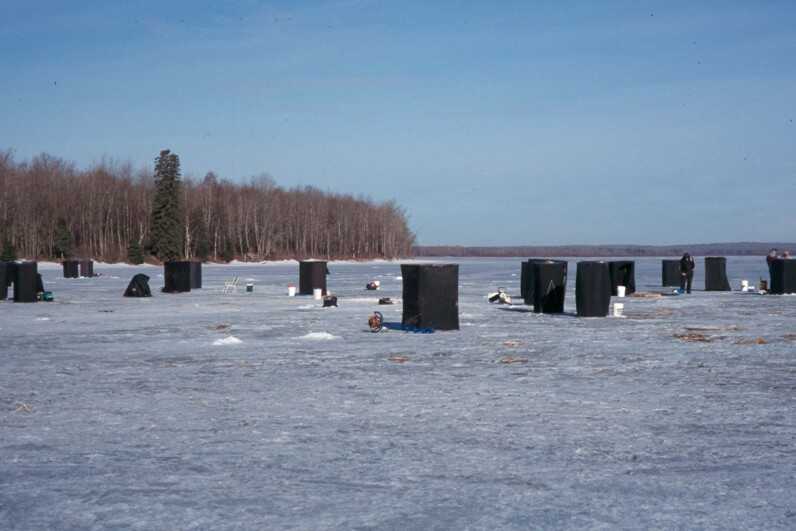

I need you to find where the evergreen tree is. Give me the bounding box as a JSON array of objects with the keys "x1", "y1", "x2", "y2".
[
  {"x1": 127, "y1": 239, "x2": 145, "y2": 265},
  {"x1": 149, "y1": 150, "x2": 183, "y2": 262},
  {"x1": 53, "y1": 219, "x2": 74, "y2": 259},
  {"x1": 1, "y1": 238, "x2": 16, "y2": 261},
  {"x1": 221, "y1": 238, "x2": 235, "y2": 263}
]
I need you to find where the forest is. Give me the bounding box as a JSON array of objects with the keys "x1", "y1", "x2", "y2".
[{"x1": 0, "y1": 150, "x2": 415, "y2": 262}]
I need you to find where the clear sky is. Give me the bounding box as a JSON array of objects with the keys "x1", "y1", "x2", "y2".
[{"x1": 1, "y1": 1, "x2": 794, "y2": 245}]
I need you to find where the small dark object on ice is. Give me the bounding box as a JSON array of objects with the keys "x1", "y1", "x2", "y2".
[
  {"x1": 488, "y1": 287, "x2": 511, "y2": 304},
  {"x1": 378, "y1": 297, "x2": 394, "y2": 305},
  {"x1": 323, "y1": 295, "x2": 338, "y2": 307},
  {"x1": 499, "y1": 356, "x2": 528, "y2": 364},
  {"x1": 368, "y1": 311, "x2": 433, "y2": 334},
  {"x1": 674, "y1": 332, "x2": 721, "y2": 343},
  {"x1": 38, "y1": 291, "x2": 54, "y2": 302},
  {"x1": 369, "y1": 311, "x2": 384, "y2": 332},
  {"x1": 366, "y1": 280, "x2": 380, "y2": 290},
  {"x1": 734, "y1": 337, "x2": 767, "y2": 345}
]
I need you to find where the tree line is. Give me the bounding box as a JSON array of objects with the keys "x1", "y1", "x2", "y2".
[
  {"x1": 0, "y1": 149, "x2": 415, "y2": 262},
  {"x1": 414, "y1": 243, "x2": 795, "y2": 257}
]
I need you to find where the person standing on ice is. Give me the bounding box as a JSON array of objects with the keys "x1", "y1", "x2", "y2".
[
  {"x1": 767, "y1": 248, "x2": 778, "y2": 271},
  {"x1": 679, "y1": 252, "x2": 695, "y2": 294}
]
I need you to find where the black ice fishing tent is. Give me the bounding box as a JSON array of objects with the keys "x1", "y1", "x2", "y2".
[
  {"x1": 14, "y1": 262, "x2": 38, "y2": 303},
  {"x1": 163, "y1": 261, "x2": 191, "y2": 293},
  {"x1": 532, "y1": 260, "x2": 567, "y2": 314},
  {"x1": 5, "y1": 262, "x2": 16, "y2": 289},
  {"x1": 299, "y1": 260, "x2": 328, "y2": 295},
  {"x1": 190, "y1": 262, "x2": 202, "y2": 289},
  {"x1": 401, "y1": 264, "x2": 459, "y2": 330},
  {"x1": 520, "y1": 260, "x2": 532, "y2": 302},
  {"x1": 521, "y1": 259, "x2": 567, "y2": 305},
  {"x1": 0, "y1": 262, "x2": 8, "y2": 300},
  {"x1": 704, "y1": 257, "x2": 731, "y2": 291},
  {"x1": 608, "y1": 261, "x2": 636, "y2": 295},
  {"x1": 576, "y1": 261, "x2": 611, "y2": 317},
  {"x1": 662, "y1": 260, "x2": 681, "y2": 287},
  {"x1": 80, "y1": 260, "x2": 94, "y2": 278},
  {"x1": 770, "y1": 259, "x2": 796, "y2": 294},
  {"x1": 63, "y1": 260, "x2": 79, "y2": 279},
  {"x1": 124, "y1": 274, "x2": 152, "y2": 297}
]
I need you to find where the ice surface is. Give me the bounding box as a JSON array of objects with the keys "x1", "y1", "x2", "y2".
[
  {"x1": 212, "y1": 336, "x2": 243, "y2": 346},
  {"x1": 1, "y1": 257, "x2": 795, "y2": 530},
  {"x1": 299, "y1": 332, "x2": 341, "y2": 341}
]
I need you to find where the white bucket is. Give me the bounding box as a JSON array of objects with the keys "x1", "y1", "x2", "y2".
[
  {"x1": 613, "y1": 303, "x2": 624, "y2": 317},
  {"x1": 287, "y1": 285, "x2": 296, "y2": 297},
  {"x1": 313, "y1": 288, "x2": 323, "y2": 300},
  {"x1": 617, "y1": 286, "x2": 626, "y2": 298}
]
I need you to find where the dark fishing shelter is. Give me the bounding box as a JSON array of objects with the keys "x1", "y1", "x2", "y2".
[
  {"x1": 576, "y1": 261, "x2": 612, "y2": 317},
  {"x1": 770, "y1": 259, "x2": 796, "y2": 294},
  {"x1": 520, "y1": 260, "x2": 535, "y2": 303},
  {"x1": 0, "y1": 262, "x2": 8, "y2": 300},
  {"x1": 521, "y1": 259, "x2": 567, "y2": 305},
  {"x1": 80, "y1": 260, "x2": 94, "y2": 278},
  {"x1": 299, "y1": 260, "x2": 328, "y2": 295},
  {"x1": 662, "y1": 260, "x2": 681, "y2": 287},
  {"x1": 608, "y1": 261, "x2": 636, "y2": 295},
  {"x1": 163, "y1": 261, "x2": 191, "y2": 293},
  {"x1": 704, "y1": 257, "x2": 731, "y2": 291},
  {"x1": 401, "y1": 264, "x2": 459, "y2": 331},
  {"x1": 63, "y1": 260, "x2": 79, "y2": 278},
  {"x1": 190, "y1": 262, "x2": 202, "y2": 289},
  {"x1": 14, "y1": 261, "x2": 38, "y2": 303},
  {"x1": 124, "y1": 274, "x2": 152, "y2": 297},
  {"x1": 532, "y1": 260, "x2": 568, "y2": 314},
  {"x1": 4, "y1": 262, "x2": 16, "y2": 294}
]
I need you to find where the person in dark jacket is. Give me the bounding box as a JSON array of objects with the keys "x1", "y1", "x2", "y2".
[
  {"x1": 767, "y1": 248, "x2": 778, "y2": 272},
  {"x1": 680, "y1": 252, "x2": 695, "y2": 294}
]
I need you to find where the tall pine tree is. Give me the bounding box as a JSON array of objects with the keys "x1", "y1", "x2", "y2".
[
  {"x1": 53, "y1": 218, "x2": 74, "y2": 259},
  {"x1": 149, "y1": 150, "x2": 183, "y2": 262},
  {"x1": 0, "y1": 238, "x2": 16, "y2": 261},
  {"x1": 127, "y1": 239, "x2": 145, "y2": 265}
]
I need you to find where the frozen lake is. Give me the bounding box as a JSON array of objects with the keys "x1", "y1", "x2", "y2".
[{"x1": 1, "y1": 257, "x2": 794, "y2": 530}]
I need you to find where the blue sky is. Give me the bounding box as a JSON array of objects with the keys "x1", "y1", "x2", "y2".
[{"x1": 1, "y1": 1, "x2": 794, "y2": 245}]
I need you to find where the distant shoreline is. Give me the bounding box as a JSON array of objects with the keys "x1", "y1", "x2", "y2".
[{"x1": 413, "y1": 242, "x2": 796, "y2": 258}]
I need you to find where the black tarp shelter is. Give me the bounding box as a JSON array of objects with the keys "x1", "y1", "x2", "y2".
[
  {"x1": 401, "y1": 264, "x2": 459, "y2": 331},
  {"x1": 770, "y1": 259, "x2": 796, "y2": 294},
  {"x1": 14, "y1": 262, "x2": 38, "y2": 303},
  {"x1": 662, "y1": 260, "x2": 681, "y2": 287},
  {"x1": 299, "y1": 260, "x2": 328, "y2": 295},
  {"x1": 190, "y1": 262, "x2": 202, "y2": 289},
  {"x1": 63, "y1": 260, "x2": 79, "y2": 278},
  {"x1": 576, "y1": 261, "x2": 611, "y2": 317},
  {"x1": 532, "y1": 260, "x2": 567, "y2": 314},
  {"x1": 124, "y1": 274, "x2": 152, "y2": 297},
  {"x1": 522, "y1": 259, "x2": 567, "y2": 305},
  {"x1": 704, "y1": 257, "x2": 731, "y2": 291},
  {"x1": 0, "y1": 262, "x2": 7, "y2": 300},
  {"x1": 520, "y1": 260, "x2": 536, "y2": 304},
  {"x1": 5, "y1": 262, "x2": 16, "y2": 289},
  {"x1": 608, "y1": 261, "x2": 636, "y2": 296},
  {"x1": 163, "y1": 261, "x2": 191, "y2": 293},
  {"x1": 80, "y1": 260, "x2": 94, "y2": 278}
]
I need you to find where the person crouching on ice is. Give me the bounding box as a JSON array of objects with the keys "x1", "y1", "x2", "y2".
[{"x1": 680, "y1": 252, "x2": 695, "y2": 294}]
